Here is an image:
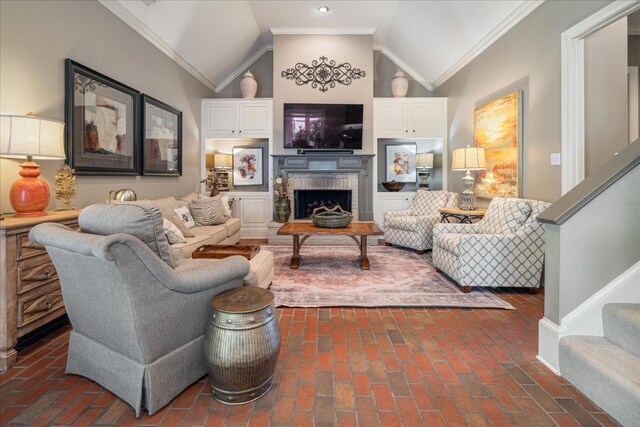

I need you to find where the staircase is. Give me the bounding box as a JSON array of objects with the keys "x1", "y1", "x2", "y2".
[{"x1": 559, "y1": 303, "x2": 640, "y2": 426}]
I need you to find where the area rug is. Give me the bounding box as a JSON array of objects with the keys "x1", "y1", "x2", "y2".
[{"x1": 266, "y1": 246, "x2": 514, "y2": 309}]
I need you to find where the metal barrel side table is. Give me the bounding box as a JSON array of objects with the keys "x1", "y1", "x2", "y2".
[{"x1": 204, "y1": 287, "x2": 280, "y2": 404}]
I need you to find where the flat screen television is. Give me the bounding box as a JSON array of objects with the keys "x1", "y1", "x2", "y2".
[{"x1": 284, "y1": 103, "x2": 363, "y2": 150}]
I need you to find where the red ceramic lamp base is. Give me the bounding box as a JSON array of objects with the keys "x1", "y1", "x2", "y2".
[{"x1": 10, "y1": 161, "x2": 50, "y2": 218}]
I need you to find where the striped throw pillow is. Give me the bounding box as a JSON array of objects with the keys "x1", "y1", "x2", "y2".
[{"x1": 189, "y1": 199, "x2": 226, "y2": 226}]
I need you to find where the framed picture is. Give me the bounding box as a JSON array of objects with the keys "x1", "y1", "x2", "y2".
[
  {"x1": 65, "y1": 59, "x2": 140, "y2": 175},
  {"x1": 232, "y1": 147, "x2": 263, "y2": 186},
  {"x1": 385, "y1": 143, "x2": 417, "y2": 182},
  {"x1": 141, "y1": 95, "x2": 182, "y2": 176},
  {"x1": 473, "y1": 90, "x2": 523, "y2": 198}
]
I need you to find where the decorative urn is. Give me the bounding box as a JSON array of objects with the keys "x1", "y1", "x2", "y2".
[
  {"x1": 240, "y1": 71, "x2": 258, "y2": 98},
  {"x1": 391, "y1": 70, "x2": 408, "y2": 98}
]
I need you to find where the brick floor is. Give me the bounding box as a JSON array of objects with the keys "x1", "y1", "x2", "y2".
[{"x1": 0, "y1": 291, "x2": 620, "y2": 426}]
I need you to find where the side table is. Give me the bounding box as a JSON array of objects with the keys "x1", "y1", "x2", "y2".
[
  {"x1": 0, "y1": 210, "x2": 81, "y2": 371},
  {"x1": 204, "y1": 287, "x2": 280, "y2": 404},
  {"x1": 439, "y1": 207, "x2": 487, "y2": 224}
]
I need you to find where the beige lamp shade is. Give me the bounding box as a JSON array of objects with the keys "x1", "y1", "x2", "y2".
[
  {"x1": 214, "y1": 153, "x2": 232, "y2": 169},
  {"x1": 416, "y1": 153, "x2": 434, "y2": 169},
  {"x1": 0, "y1": 114, "x2": 65, "y2": 160},
  {"x1": 451, "y1": 146, "x2": 486, "y2": 171}
]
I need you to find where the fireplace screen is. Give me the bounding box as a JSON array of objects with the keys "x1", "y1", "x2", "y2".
[{"x1": 294, "y1": 190, "x2": 352, "y2": 219}]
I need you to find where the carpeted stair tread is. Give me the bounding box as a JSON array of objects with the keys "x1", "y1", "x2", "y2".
[
  {"x1": 559, "y1": 335, "x2": 640, "y2": 426},
  {"x1": 603, "y1": 303, "x2": 640, "y2": 357}
]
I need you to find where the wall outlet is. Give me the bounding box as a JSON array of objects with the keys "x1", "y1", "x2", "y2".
[{"x1": 550, "y1": 153, "x2": 561, "y2": 166}]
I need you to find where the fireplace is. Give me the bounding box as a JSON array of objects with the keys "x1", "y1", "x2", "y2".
[{"x1": 294, "y1": 190, "x2": 352, "y2": 219}]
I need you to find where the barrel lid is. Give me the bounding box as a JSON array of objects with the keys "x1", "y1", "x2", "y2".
[{"x1": 211, "y1": 287, "x2": 274, "y2": 314}]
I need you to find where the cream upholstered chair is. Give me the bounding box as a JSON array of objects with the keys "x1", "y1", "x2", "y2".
[
  {"x1": 384, "y1": 190, "x2": 458, "y2": 253},
  {"x1": 432, "y1": 197, "x2": 550, "y2": 292},
  {"x1": 29, "y1": 203, "x2": 250, "y2": 416}
]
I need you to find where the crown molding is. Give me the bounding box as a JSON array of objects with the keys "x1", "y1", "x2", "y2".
[
  {"x1": 214, "y1": 44, "x2": 273, "y2": 93},
  {"x1": 98, "y1": 0, "x2": 217, "y2": 92},
  {"x1": 629, "y1": 24, "x2": 640, "y2": 35},
  {"x1": 270, "y1": 27, "x2": 376, "y2": 35},
  {"x1": 432, "y1": 0, "x2": 545, "y2": 88},
  {"x1": 374, "y1": 46, "x2": 435, "y2": 92}
]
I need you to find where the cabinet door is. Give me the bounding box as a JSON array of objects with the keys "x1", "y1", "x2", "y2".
[
  {"x1": 410, "y1": 100, "x2": 445, "y2": 137},
  {"x1": 238, "y1": 102, "x2": 271, "y2": 137},
  {"x1": 235, "y1": 195, "x2": 270, "y2": 238},
  {"x1": 205, "y1": 103, "x2": 236, "y2": 136},
  {"x1": 375, "y1": 102, "x2": 409, "y2": 137},
  {"x1": 375, "y1": 195, "x2": 414, "y2": 228}
]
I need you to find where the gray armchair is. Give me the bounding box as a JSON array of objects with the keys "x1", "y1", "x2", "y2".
[{"x1": 29, "y1": 203, "x2": 250, "y2": 416}]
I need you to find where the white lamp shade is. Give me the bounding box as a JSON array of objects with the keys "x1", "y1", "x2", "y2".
[
  {"x1": 214, "y1": 153, "x2": 232, "y2": 169},
  {"x1": 416, "y1": 153, "x2": 434, "y2": 169},
  {"x1": 451, "y1": 146, "x2": 486, "y2": 171},
  {"x1": 0, "y1": 114, "x2": 65, "y2": 160}
]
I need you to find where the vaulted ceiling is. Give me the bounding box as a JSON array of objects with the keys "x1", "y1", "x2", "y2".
[{"x1": 99, "y1": 0, "x2": 542, "y2": 92}]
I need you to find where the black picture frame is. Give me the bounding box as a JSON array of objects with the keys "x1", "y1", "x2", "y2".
[
  {"x1": 65, "y1": 59, "x2": 141, "y2": 175},
  {"x1": 141, "y1": 95, "x2": 182, "y2": 176}
]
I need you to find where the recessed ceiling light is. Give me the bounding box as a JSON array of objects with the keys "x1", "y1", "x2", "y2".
[{"x1": 317, "y1": 6, "x2": 329, "y2": 13}]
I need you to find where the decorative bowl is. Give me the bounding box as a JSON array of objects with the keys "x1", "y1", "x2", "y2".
[
  {"x1": 311, "y1": 205, "x2": 352, "y2": 228},
  {"x1": 381, "y1": 181, "x2": 406, "y2": 192}
]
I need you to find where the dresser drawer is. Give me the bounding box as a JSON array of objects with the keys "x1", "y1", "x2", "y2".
[
  {"x1": 17, "y1": 221, "x2": 79, "y2": 261},
  {"x1": 17, "y1": 282, "x2": 64, "y2": 329},
  {"x1": 17, "y1": 254, "x2": 58, "y2": 294}
]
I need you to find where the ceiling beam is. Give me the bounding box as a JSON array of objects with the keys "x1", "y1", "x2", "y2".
[{"x1": 270, "y1": 28, "x2": 376, "y2": 35}]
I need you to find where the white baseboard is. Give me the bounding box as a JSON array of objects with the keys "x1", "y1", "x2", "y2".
[
  {"x1": 538, "y1": 317, "x2": 563, "y2": 374},
  {"x1": 561, "y1": 261, "x2": 640, "y2": 336}
]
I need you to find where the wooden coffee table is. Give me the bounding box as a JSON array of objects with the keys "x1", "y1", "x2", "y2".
[{"x1": 276, "y1": 221, "x2": 383, "y2": 270}]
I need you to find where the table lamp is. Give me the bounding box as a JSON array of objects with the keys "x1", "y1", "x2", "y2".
[
  {"x1": 416, "y1": 152, "x2": 434, "y2": 189},
  {"x1": 214, "y1": 153, "x2": 232, "y2": 170},
  {"x1": 0, "y1": 114, "x2": 66, "y2": 217},
  {"x1": 451, "y1": 146, "x2": 486, "y2": 210}
]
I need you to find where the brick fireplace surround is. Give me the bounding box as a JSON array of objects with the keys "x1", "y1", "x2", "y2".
[{"x1": 272, "y1": 154, "x2": 375, "y2": 221}]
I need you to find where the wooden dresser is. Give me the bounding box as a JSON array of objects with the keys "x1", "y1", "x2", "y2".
[{"x1": 0, "y1": 210, "x2": 81, "y2": 371}]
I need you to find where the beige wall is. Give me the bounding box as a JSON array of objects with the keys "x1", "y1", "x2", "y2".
[
  {"x1": 272, "y1": 34, "x2": 374, "y2": 155},
  {"x1": 373, "y1": 51, "x2": 433, "y2": 98},
  {"x1": 584, "y1": 17, "x2": 629, "y2": 176},
  {"x1": 215, "y1": 51, "x2": 274, "y2": 98},
  {"x1": 0, "y1": 0, "x2": 213, "y2": 214},
  {"x1": 434, "y1": 0, "x2": 611, "y2": 202}
]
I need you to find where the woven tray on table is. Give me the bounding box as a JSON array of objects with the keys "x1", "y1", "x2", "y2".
[{"x1": 311, "y1": 205, "x2": 353, "y2": 228}]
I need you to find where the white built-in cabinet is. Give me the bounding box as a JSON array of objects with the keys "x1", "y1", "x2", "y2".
[
  {"x1": 374, "y1": 98, "x2": 446, "y2": 138},
  {"x1": 374, "y1": 193, "x2": 416, "y2": 229},
  {"x1": 226, "y1": 192, "x2": 271, "y2": 238},
  {"x1": 201, "y1": 99, "x2": 273, "y2": 238},
  {"x1": 373, "y1": 97, "x2": 448, "y2": 229},
  {"x1": 202, "y1": 99, "x2": 272, "y2": 138}
]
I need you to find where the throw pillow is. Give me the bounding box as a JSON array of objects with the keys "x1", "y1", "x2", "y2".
[
  {"x1": 189, "y1": 198, "x2": 226, "y2": 226},
  {"x1": 221, "y1": 195, "x2": 233, "y2": 218},
  {"x1": 194, "y1": 194, "x2": 232, "y2": 218},
  {"x1": 163, "y1": 218, "x2": 186, "y2": 244},
  {"x1": 173, "y1": 206, "x2": 196, "y2": 229},
  {"x1": 164, "y1": 212, "x2": 195, "y2": 237}
]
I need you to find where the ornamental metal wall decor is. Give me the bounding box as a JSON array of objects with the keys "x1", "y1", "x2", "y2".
[{"x1": 281, "y1": 56, "x2": 366, "y2": 93}]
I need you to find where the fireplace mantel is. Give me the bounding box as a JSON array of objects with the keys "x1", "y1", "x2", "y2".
[{"x1": 272, "y1": 154, "x2": 375, "y2": 220}]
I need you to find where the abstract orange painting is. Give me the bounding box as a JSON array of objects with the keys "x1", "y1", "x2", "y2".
[{"x1": 473, "y1": 90, "x2": 522, "y2": 198}]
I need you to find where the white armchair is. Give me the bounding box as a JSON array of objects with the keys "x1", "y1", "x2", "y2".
[
  {"x1": 432, "y1": 197, "x2": 550, "y2": 292},
  {"x1": 384, "y1": 190, "x2": 458, "y2": 253}
]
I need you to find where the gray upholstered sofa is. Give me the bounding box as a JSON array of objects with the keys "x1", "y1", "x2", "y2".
[
  {"x1": 29, "y1": 203, "x2": 250, "y2": 416},
  {"x1": 130, "y1": 193, "x2": 240, "y2": 259}
]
